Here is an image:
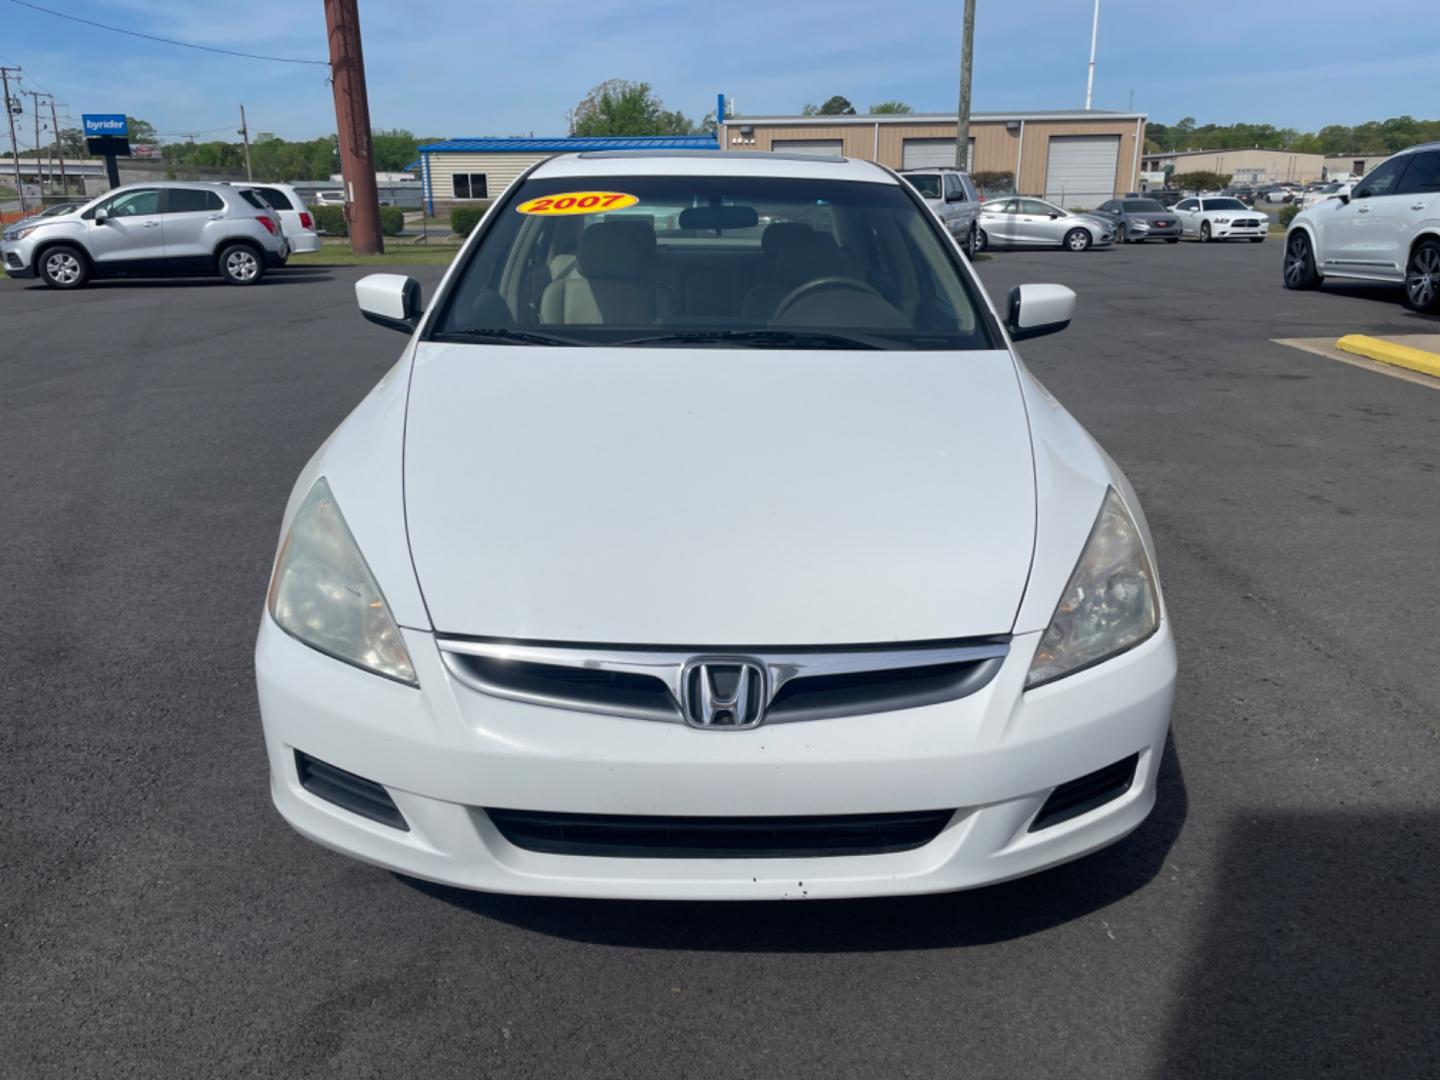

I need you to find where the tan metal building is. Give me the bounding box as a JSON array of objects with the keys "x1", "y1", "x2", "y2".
[
  {"x1": 1322, "y1": 154, "x2": 1385, "y2": 181},
  {"x1": 1139, "y1": 147, "x2": 1324, "y2": 185},
  {"x1": 717, "y1": 110, "x2": 1148, "y2": 207}
]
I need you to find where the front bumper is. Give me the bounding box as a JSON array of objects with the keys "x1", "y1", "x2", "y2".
[
  {"x1": 1209, "y1": 221, "x2": 1266, "y2": 239},
  {"x1": 256, "y1": 618, "x2": 1177, "y2": 900},
  {"x1": 1, "y1": 240, "x2": 35, "y2": 278},
  {"x1": 1125, "y1": 223, "x2": 1182, "y2": 240}
]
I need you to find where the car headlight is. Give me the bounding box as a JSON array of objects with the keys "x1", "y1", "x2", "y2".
[
  {"x1": 1025, "y1": 488, "x2": 1159, "y2": 688},
  {"x1": 266, "y1": 477, "x2": 417, "y2": 686},
  {"x1": 1213, "y1": 217, "x2": 1230, "y2": 224},
  {"x1": 4, "y1": 226, "x2": 37, "y2": 241}
]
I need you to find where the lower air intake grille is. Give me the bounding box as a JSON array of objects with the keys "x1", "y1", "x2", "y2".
[
  {"x1": 486, "y1": 808, "x2": 954, "y2": 858},
  {"x1": 1030, "y1": 753, "x2": 1139, "y2": 832},
  {"x1": 295, "y1": 750, "x2": 408, "y2": 831}
]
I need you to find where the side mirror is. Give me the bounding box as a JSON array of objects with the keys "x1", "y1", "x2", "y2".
[
  {"x1": 1006, "y1": 284, "x2": 1076, "y2": 342},
  {"x1": 1048, "y1": 212, "x2": 1062, "y2": 219},
  {"x1": 356, "y1": 273, "x2": 422, "y2": 333},
  {"x1": 93, "y1": 208, "x2": 109, "y2": 224},
  {"x1": 944, "y1": 190, "x2": 962, "y2": 203}
]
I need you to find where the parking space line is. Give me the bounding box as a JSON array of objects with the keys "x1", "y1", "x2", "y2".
[{"x1": 1272, "y1": 338, "x2": 1440, "y2": 391}]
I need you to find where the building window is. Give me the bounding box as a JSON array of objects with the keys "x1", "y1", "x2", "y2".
[{"x1": 453, "y1": 173, "x2": 488, "y2": 199}]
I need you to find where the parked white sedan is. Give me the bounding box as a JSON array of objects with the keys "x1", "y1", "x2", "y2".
[
  {"x1": 1172, "y1": 196, "x2": 1268, "y2": 242},
  {"x1": 255, "y1": 151, "x2": 1177, "y2": 900}
]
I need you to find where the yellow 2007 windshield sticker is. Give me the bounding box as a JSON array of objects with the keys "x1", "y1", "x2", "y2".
[{"x1": 516, "y1": 191, "x2": 639, "y2": 216}]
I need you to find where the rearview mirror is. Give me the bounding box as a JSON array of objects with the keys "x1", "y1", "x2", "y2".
[
  {"x1": 677, "y1": 205, "x2": 759, "y2": 230},
  {"x1": 1006, "y1": 284, "x2": 1076, "y2": 342},
  {"x1": 356, "y1": 273, "x2": 423, "y2": 333},
  {"x1": 93, "y1": 208, "x2": 109, "y2": 224}
]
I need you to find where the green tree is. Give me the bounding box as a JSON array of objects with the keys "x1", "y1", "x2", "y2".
[
  {"x1": 126, "y1": 116, "x2": 158, "y2": 144},
  {"x1": 1170, "y1": 170, "x2": 1231, "y2": 191},
  {"x1": 372, "y1": 128, "x2": 439, "y2": 172},
  {"x1": 572, "y1": 80, "x2": 698, "y2": 136},
  {"x1": 868, "y1": 101, "x2": 913, "y2": 115},
  {"x1": 57, "y1": 128, "x2": 86, "y2": 156},
  {"x1": 817, "y1": 95, "x2": 856, "y2": 116}
]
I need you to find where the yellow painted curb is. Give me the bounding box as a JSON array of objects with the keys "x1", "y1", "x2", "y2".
[{"x1": 1335, "y1": 335, "x2": 1440, "y2": 379}]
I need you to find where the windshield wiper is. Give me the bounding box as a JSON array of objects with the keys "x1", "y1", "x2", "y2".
[
  {"x1": 615, "y1": 329, "x2": 883, "y2": 350},
  {"x1": 431, "y1": 328, "x2": 586, "y2": 347}
]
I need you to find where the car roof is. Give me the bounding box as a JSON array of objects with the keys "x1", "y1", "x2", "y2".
[
  {"x1": 110, "y1": 180, "x2": 257, "y2": 189},
  {"x1": 532, "y1": 150, "x2": 896, "y2": 185}
]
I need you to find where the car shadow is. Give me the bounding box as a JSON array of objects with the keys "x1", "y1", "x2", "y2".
[
  {"x1": 1318, "y1": 282, "x2": 1440, "y2": 321},
  {"x1": 396, "y1": 732, "x2": 1188, "y2": 952},
  {"x1": 1157, "y1": 809, "x2": 1440, "y2": 1078},
  {"x1": 21, "y1": 270, "x2": 335, "y2": 291}
]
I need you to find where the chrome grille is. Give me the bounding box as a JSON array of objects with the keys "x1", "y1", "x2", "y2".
[{"x1": 436, "y1": 637, "x2": 1010, "y2": 726}]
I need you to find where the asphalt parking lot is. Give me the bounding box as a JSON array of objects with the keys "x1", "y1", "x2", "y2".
[{"x1": 2, "y1": 242, "x2": 1438, "y2": 1079}]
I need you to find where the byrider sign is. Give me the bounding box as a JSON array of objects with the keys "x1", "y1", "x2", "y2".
[{"x1": 82, "y1": 114, "x2": 129, "y2": 137}]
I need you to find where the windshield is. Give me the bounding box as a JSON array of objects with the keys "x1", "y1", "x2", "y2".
[
  {"x1": 429, "y1": 173, "x2": 996, "y2": 351},
  {"x1": 1122, "y1": 200, "x2": 1164, "y2": 212},
  {"x1": 40, "y1": 203, "x2": 78, "y2": 217},
  {"x1": 1202, "y1": 198, "x2": 1248, "y2": 211},
  {"x1": 902, "y1": 174, "x2": 942, "y2": 199}
]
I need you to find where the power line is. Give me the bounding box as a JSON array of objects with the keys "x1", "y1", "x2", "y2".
[{"x1": 6, "y1": 0, "x2": 331, "y2": 67}]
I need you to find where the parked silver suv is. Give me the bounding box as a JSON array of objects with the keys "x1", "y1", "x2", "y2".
[
  {"x1": 2, "y1": 182, "x2": 288, "y2": 288},
  {"x1": 898, "y1": 168, "x2": 983, "y2": 258}
]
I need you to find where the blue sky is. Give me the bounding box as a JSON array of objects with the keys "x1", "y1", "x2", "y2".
[{"x1": 2, "y1": 0, "x2": 1438, "y2": 144}]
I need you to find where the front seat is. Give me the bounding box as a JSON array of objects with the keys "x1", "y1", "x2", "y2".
[
  {"x1": 541, "y1": 217, "x2": 673, "y2": 324},
  {"x1": 540, "y1": 221, "x2": 673, "y2": 326},
  {"x1": 741, "y1": 226, "x2": 845, "y2": 320}
]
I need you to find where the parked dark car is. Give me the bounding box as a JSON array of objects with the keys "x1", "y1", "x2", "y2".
[
  {"x1": 1094, "y1": 198, "x2": 1183, "y2": 243},
  {"x1": 1129, "y1": 189, "x2": 1184, "y2": 209}
]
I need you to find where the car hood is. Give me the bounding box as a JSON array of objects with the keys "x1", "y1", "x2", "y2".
[
  {"x1": 402, "y1": 343, "x2": 1037, "y2": 645},
  {"x1": 1126, "y1": 212, "x2": 1178, "y2": 223}
]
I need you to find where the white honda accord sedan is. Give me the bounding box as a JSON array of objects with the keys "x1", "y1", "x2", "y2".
[{"x1": 256, "y1": 151, "x2": 1177, "y2": 900}]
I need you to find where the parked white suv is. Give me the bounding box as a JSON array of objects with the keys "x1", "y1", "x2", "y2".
[
  {"x1": 1283, "y1": 142, "x2": 1440, "y2": 312},
  {"x1": 1, "y1": 182, "x2": 288, "y2": 288},
  {"x1": 225, "y1": 182, "x2": 321, "y2": 253}
]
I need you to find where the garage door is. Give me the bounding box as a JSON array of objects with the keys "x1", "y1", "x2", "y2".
[
  {"x1": 772, "y1": 139, "x2": 844, "y2": 157},
  {"x1": 1044, "y1": 135, "x2": 1120, "y2": 208},
  {"x1": 902, "y1": 138, "x2": 973, "y2": 170}
]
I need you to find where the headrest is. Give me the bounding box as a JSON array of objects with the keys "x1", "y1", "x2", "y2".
[
  {"x1": 772, "y1": 229, "x2": 842, "y2": 284},
  {"x1": 761, "y1": 221, "x2": 814, "y2": 258},
  {"x1": 604, "y1": 217, "x2": 657, "y2": 253},
  {"x1": 578, "y1": 221, "x2": 649, "y2": 279}
]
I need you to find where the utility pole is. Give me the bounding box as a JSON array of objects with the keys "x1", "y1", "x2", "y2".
[
  {"x1": 2, "y1": 68, "x2": 25, "y2": 210},
  {"x1": 49, "y1": 97, "x2": 67, "y2": 195},
  {"x1": 22, "y1": 90, "x2": 44, "y2": 196},
  {"x1": 238, "y1": 103, "x2": 253, "y2": 181},
  {"x1": 324, "y1": 0, "x2": 383, "y2": 255},
  {"x1": 1085, "y1": 0, "x2": 1100, "y2": 110},
  {"x1": 955, "y1": 0, "x2": 976, "y2": 172}
]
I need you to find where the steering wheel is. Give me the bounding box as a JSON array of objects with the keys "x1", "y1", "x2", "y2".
[{"x1": 772, "y1": 277, "x2": 887, "y2": 323}]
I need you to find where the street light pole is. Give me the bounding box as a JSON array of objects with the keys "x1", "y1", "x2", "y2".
[
  {"x1": 955, "y1": 0, "x2": 976, "y2": 172},
  {"x1": 1085, "y1": 0, "x2": 1100, "y2": 110}
]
